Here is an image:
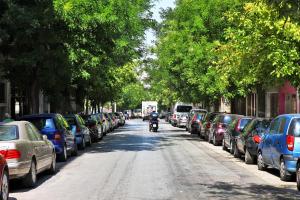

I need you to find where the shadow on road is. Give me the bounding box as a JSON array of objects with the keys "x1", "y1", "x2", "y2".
[{"x1": 199, "y1": 181, "x2": 300, "y2": 199}]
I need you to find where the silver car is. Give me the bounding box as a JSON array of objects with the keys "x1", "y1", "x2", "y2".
[
  {"x1": 177, "y1": 113, "x2": 189, "y2": 128},
  {"x1": 0, "y1": 121, "x2": 56, "y2": 187}
]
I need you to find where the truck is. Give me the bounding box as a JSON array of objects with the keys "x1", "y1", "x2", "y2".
[{"x1": 142, "y1": 101, "x2": 158, "y2": 120}]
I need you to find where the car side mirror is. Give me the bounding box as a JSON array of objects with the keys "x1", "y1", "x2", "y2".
[{"x1": 42, "y1": 135, "x2": 48, "y2": 141}]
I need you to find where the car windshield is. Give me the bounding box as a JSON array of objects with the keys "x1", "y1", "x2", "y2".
[
  {"x1": 27, "y1": 118, "x2": 56, "y2": 131},
  {"x1": 288, "y1": 118, "x2": 300, "y2": 137},
  {"x1": 176, "y1": 106, "x2": 192, "y2": 112},
  {"x1": 0, "y1": 125, "x2": 18, "y2": 141}
]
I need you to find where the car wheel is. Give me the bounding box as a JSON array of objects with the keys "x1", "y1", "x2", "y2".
[
  {"x1": 48, "y1": 153, "x2": 56, "y2": 174},
  {"x1": 23, "y1": 160, "x2": 37, "y2": 188},
  {"x1": 222, "y1": 139, "x2": 227, "y2": 151},
  {"x1": 79, "y1": 137, "x2": 86, "y2": 150},
  {"x1": 245, "y1": 148, "x2": 254, "y2": 164},
  {"x1": 233, "y1": 144, "x2": 241, "y2": 158},
  {"x1": 58, "y1": 145, "x2": 68, "y2": 162},
  {"x1": 280, "y1": 159, "x2": 291, "y2": 181},
  {"x1": 229, "y1": 141, "x2": 234, "y2": 154},
  {"x1": 297, "y1": 163, "x2": 300, "y2": 191},
  {"x1": 0, "y1": 169, "x2": 9, "y2": 200},
  {"x1": 257, "y1": 151, "x2": 266, "y2": 171},
  {"x1": 87, "y1": 136, "x2": 92, "y2": 146}
]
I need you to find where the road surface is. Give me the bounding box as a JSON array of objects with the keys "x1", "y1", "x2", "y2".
[{"x1": 10, "y1": 119, "x2": 300, "y2": 200}]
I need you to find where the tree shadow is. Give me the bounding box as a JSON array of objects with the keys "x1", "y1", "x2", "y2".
[{"x1": 198, "y1": 181, "x2": 299, "y2": 199}]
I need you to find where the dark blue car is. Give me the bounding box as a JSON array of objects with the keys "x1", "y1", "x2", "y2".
[
  {"x1": 20, "y1": 113, "x2": 78, "y2": 162},
  {"x1": 258, "y1": 114, "x2": 300, "y2": 181}
]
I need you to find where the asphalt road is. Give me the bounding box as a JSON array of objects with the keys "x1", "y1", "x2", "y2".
[{"x1": 10, "y1": 119, "x2": 300, "y2": 200}]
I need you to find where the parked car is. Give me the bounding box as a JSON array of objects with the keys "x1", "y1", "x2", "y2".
[
  {"x1": 200, "y1": 112, "x2": 225, "y2": 140},
  {"x1": 104, "y1": 113, "x2": 114, "y2": 132},
  {"x1": 20, "y1": 114, "x2": 78, "y2": 161},
  {"x1": 64, "y1": 114, "x2": 92, "y2": 150},
  {"x1": 80, "y1": 115, "x2": 100, "y2": 142},
  {"x1": 177, "y1": 113, "x2": 189, "y2": 128},
  {"x1": 235, "y1": 118, "x2": 271, "y2": 164},
  {"x1": 0, "y1": 154, "x2": 8, "y2": 200},
  {"x1": 115, "y1": 112, "x2": 125, "y2": 126},
  {"x1": 108, "y1": 113, "x2": 118, "y2": 129},
  {"x1": 258, "y1": 114, "x2": 300, "y2": 181},
  {"x1": 209, "y1": 114, "x2": 243, "y2": 146},
  {"x1": 186, "y1": 109, "x2": 208, "y2": 134},
  {"x1": 223, "y1": 116, "x2": 252, "y2": 154},
  {"x1": 98, "y1": 113, "x2": 110, "y2": 135},
  {"x1": 0, "y1": 121, "x2": 56, "y2": 187},
  {"x1": 91, "y1": 113, "x2": 105, "y2": 137}
]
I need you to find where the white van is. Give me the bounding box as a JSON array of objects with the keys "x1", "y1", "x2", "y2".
[{"x1": 171, "y1": 103, "x2": 193, "y2": 127}]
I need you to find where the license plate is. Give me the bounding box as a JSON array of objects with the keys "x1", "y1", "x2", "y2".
[{"x1": 153, "y1": 124, "x2": 157, "y2": 127}]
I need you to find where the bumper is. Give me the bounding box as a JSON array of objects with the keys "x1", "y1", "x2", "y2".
[
  {"x1": 178, "y1": 120, "x2": 187, "y2": 127},
  {"x1": 76, "y1": 135, "x2": 84, "y2": 145},
  {"x1": 215, "y1": 132, "x2": 224, "y2": 142},
  {"x1": 7, "y1": 160, "x2": 31, "y2": 179},
  {"x1": 284, "y1": 155, "x2": 297, "y2": 173}
]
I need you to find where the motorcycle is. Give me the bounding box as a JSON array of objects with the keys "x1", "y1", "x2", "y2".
[{"x1": 149, "y1": 119, "x2": 159, "y2": 132}]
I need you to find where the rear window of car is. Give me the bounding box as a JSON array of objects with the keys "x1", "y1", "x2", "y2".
[
  {"x1": 27, "y1": 118, "x2": 56, "y2": 130},
  {"x1": 240, "y1": 118, "x2": 252, "y2": 130},
  {"x1": 0, "y1": 125, "x2": 19, "y2": 140},
  {"x1": 65, "y1": 117, "x2": 77, "y2": 126},
  {"x1": 288, "y1": 118, "x2": 300, "y2": 137},
  {"x1": 176, "y1": 106, "x2": 192, "y2": 112},
  {"x1": 221, "y1": 115, "x2": 236, "y2": 124}
]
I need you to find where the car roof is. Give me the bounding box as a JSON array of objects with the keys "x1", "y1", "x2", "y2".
[
  {"x1": 21, "y1": 113, "x2": 58, "y2": 118},
  {"x1": 277, "y1": 114, "x2": 300, "y2": 119}
]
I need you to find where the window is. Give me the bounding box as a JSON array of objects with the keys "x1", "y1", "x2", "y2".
[
  {"x1": 29, "y1": 123, "x2": 43, "y2": 140},
  {"x1": 288, "y1": 118, "x2": 300, "y2": 137},
  {"x1": 176, "y1": 106, "x2": 192, "y2": 112},
  {"x1": 278, "y1": 118, "x2": 287, "y2": 134},
  {"x1": 269, "y1": 118, "x2": 280, "y2": 134},
  {"x1": 28, "y1": 118, "x2": 55, "y2": 131},
  {"x1": 26, "y1": 124, "x2": 39, "y2": 141},
  {"x1": 0, "y1": 125, "x2": 18, "y2": 141}
]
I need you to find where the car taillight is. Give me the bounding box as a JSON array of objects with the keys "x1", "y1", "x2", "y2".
[
  {"x1": 192, "y1": 115, "x2": 197, "y2": 122},
  {"x1": 54, "y1": 132, "x2": 62, "y2": 141},
  {"x1": 287, "y1": 135, "x2": 295, "y2": 151},
  {"x1": 0, "y1": 149, "x2": 21, "y2": 159},
  {"x1": 206, "y1": 122, "x2": 211, "y2": 129},
  {"x1": 253, "y1": 135, "x2": 261, "y2": 144},
  {"x1": 76, "y1": 127, "x2": 81, "y2": 133}
]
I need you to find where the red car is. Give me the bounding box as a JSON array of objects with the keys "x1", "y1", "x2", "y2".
[{"x1": 0, "y1": 154, "x2": 9, "y2": 200}]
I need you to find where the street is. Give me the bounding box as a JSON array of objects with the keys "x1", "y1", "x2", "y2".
[{"x1": 10, "y1": 120, "x2": 300, "y2": 200}]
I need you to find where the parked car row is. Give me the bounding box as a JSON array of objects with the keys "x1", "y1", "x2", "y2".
[
  {"x1": 175, "y1": 110, "x2": 300, "y2": 191},
  {"x1": 0, "y1": 111, "x2": 126, "y2": 199}
]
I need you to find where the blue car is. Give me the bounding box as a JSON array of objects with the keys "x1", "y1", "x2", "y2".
[
  {"x1": 20, "y1": 113, "x2": 78, "y2": 162},
  {"x1": 64, "y1": 114, "x2": 92, "y2": 150},
  {"x1": 258, "y1": 114, "x2": 300, "y2": 181}
]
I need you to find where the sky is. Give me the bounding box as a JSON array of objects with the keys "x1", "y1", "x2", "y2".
[{"x1": 144, "y1": 0, "x2": 176, "y2": 46}]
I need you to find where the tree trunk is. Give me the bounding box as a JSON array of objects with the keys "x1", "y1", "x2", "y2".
[{"x1": 28, "y1": 80, "x2": 39, "y2": 114}]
